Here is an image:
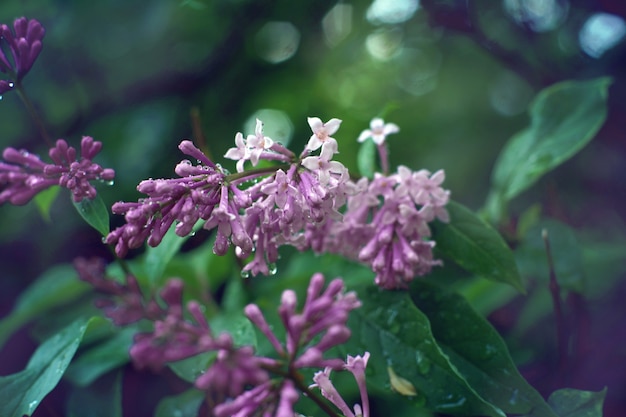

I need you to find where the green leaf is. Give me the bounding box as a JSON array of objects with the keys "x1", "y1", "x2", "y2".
[
  {"x1": 72, "y1": 195, "x2": 111, "y2": 236},
  {"x1": 546, "y1": 387, "x2": 606, "y2": 417},
  {"x1": 488, "y1": 77, "x2": 611, "y2": 218},
  {"x1": 154, "y1": 388, "x2": 205, "y2": 417},
  {"x1": 168, "y1": 312, "x2": 255, "y2": 383},
  {"x1": 410, "y1": 281, "x2": 558, "y2": 417},
  {"x1": 347, "y1": 286, "x2": 506, "y2": 417},
  {"x1": 34, "y1": 186, "x2": 60, "y2": 222},
  {"x1": 515, "y1": 219, "x2": 585, "y2": 292},
  {"x1": 143, "y1": 222, "x2": 199, "y2": 286},
  {"x1": 0, "y1": 264, "x2": 91, "y2": 349},
  {"x1": 211, "y1": 312, "x2": 257, "y2": 347},
  {"x1": 0, "y1": 317, "x2": 99, "y2": 417},
  {"x1": 168, "y1": 352, "x2": 216, "y2": 383},
  {"x1": 357, "y1": 137, "x2": 377, "y2": 178},
  {"x1": 66, "y1": 371, "x2": 123, "y2": 417},
  {"x1": 64, "y1": 326, "x2": 135, "y2": 386},
  {"x1": 432, "y1": 200, "x2": 525, "y2": 293}
]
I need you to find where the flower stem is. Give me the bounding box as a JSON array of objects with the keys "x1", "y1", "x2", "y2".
[
  {"x1": 288, "y1": 368, "x2": 343, "y2": 417},
  {"x1": 376, "y1": 143, "x2": 389, "y2": 175},
  {"x1": 225, "y1": 163, "x2": 291, "y2": 183},
  {"x1": 14, "y1": 82, "x2": 54, "y2": 148},
  {"x1": 542, "y1": 229, "x2": 568, "y2": 380}
]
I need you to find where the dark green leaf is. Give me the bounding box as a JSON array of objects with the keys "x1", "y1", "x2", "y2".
[
  {"x1": 65, "y1": 326, "x2": 135, "y2": 386},
  {"x1": 357, "y1": 137, "x2": 377, "y2": 178},
  {"x1": 169, "y1": 352, "x2": 216, "y2": 383},
  {"x1": 66, "y1": 371, "x2": 123, "y2": 417},
  {"x1": 546, "y1": 387, "x2": 606, "y2": 417},
  {"x1": 410, "y1": 281, "x2": 558, "y2": 417},
  {"x1": 154, "y1": 388, "x2": 205, "y2": 417},
  {"x1": 347, "y1": 285, "x2": 506, "y2": 417},
  {"x1": 0, "y1": 317, "x2": 99, "y2": 417},
  {"x1": 515, "y1": 219, "x2": 585, "y2": 292},
  {"x1": 222, "y1": 275, "x2": 247, "y2": 313},
  {"x1": 144, "y1": 222, "x2": 198, "y2": 286},
  {"x1": 168, "y1": 312, "x2": 255, "y2": 383},
  {"x1": 432, "y1": 200, "x2": 525, "y2": 293},
  {"x1": 73, "y1": 195, "x2": 111, "y2": 236},
  {"x1": 0, "y1": 264, "x2": 91, "y2": 349},
  {"x1": 34, "y1": 186, "x2": 60, "y2": 222},
  {"x1": 211, "y1": 312, "x2": 257, "y2": 348},
  {"x1": 488, "y1": 77, "x2": 611, "y2": 218}
]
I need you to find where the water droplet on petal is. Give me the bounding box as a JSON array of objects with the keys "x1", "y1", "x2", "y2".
[
  {"x1": 8, "y1": 82, "x2": 14, "y2": 88},
  {"x1": 241, "y1": 270, "x2": 250, "y2": 278},
  {"x1": 268, "y1": 263, "x2": 278, "y2": 275}
]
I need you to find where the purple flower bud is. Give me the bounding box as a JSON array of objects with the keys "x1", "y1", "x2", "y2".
[
  {"x1": 1, "y1": 136, "x2": 114, "y2": 206},
  {"x1": 0, "y1": 17, "x2": 45, "y2": 82}
]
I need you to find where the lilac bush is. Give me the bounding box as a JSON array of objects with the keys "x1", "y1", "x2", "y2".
[{"x1": 0, "y1": 11, "x2": 613, "y2": 417}]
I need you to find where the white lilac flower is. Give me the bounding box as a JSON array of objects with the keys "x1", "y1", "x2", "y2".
[
  {"x1": 306, "y1": 117, "x2": 342, "y2": 152},
  {"x1": 357, "y1": 117, "x2": 399, "y2": 145}
]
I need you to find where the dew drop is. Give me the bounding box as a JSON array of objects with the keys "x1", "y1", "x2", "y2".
[
  {"x1": 106, "y1": 180, "x2": 115, "y2": 186},
  {"x1": 268, "y1": 263, "x2": 278, "y2": 275},
  {"x1": 8, "y1": 82, "x2": 14, "y2": 88},
  {"x1": 415, "y1": 350, "x2": 431, "y2": 375},
  {"x1": 241, "y1": 270, "x2": 250, "y2": 278},
  {"x1": 0, "y1": 95, "x2": 3, "y2": 101},
  {"x1": 509, "y1": 388, "x2": 519, "y2": 406}
]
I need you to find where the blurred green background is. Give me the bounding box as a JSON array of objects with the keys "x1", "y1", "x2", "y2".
[{"x1": 1, "y1": 0, "x2": 625, "y2": 415}]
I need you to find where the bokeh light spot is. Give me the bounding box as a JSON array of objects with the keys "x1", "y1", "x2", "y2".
[
  {"x1": 366, "y1": 28, "x2": 403, "y2": 61},
  {"x1": 504, "y1": 0, "x2": 568, "y2": 32},
  {"x1": 488, "y1": 71, "x2": 534, "y2": 116},
  {"x1": 366, "y1": 0, "x2": 419, "y2": 25},
  {"x1": 396, "y1": 47, "x2": 441, "y2": 96},
  {"x1": 579, "y1": 13, "x2": 626, "y2": 58},
  {"x1": 254, "y1": 22, "x2": 300, "y2": 64},
  {"x1": 322, "y1": 3, "x2": 353, "y2": 47}
]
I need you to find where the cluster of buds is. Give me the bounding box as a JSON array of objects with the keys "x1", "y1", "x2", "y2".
[
  {"x1": 0, "y1": 136, "x2": 115, "y2": 205},
  {"x1": 0, "y1": 17, "x2": 45, "y2": 94},
  {"x1": 106, "y1": 116, "x2": 449, "y2": 289},
  {"x1": 76, "y1": 258, "x2": 367, "y2": 417}
]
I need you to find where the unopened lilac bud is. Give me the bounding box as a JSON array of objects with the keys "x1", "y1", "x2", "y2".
[{"x1": 160, "y1": 279, "x2": 184, "y2": 307}]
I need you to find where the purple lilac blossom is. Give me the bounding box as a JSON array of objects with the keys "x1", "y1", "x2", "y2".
[
  {"x1": 0, "y1": 136, "x2": 115, "y2": 205},
  {"x1": 244, "y1": 273, "x2": 362, "y2": 370},
  {"x1": 311, "y1": 352, "x2": 371, "y2": 417},
  {"x1": 106, "y1": 116, "x2": 449, "y2": 289},
  {"x1": 108, "y1": 119, "x2": 352, "y2": 278},
  {"x1": 0, "y1": 17, "x2": 45, "y2": 88},
  {"x1": 318, "y1": 166, "x2": 450, "y2": 289},
  {"x1": 79, "y1": 262, "x2": 364, "y2": 416}
]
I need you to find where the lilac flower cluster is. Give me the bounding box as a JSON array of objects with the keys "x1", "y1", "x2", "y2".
[
  {"x1": 105, "y1": 116, "x2": 449, "y2": 289},
  {"x1": 319, "y1": 166, "x2": 450, "y2": 289},
  {"x1": 0, "y1": 136, "x2": 115, "y2": 205},
  {"x1": 76, "y1": 259, "x2": 364, "y2": 417},
  {"x1": 0, "y1": 17, "x2": 45, "y2": 94},
  {"x1": 105, "y1": 118, "x2": 352, "y2": 273}
]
